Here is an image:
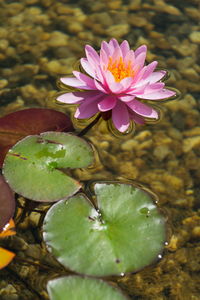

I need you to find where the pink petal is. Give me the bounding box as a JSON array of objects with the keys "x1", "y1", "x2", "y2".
[
  {"x1": 129, "y1": 82, "x2": 149, "y2": 95},
  {"x1": 129, "y1": 111, "x2": 145, "y2": 124},
  {"x1": 111, "y1": 44, "x2": 123, "y2": 61},
  {"x1": 101, "y1": 41, "x2": 112, "y2": 56},
  {"x1": 112, "y1": 101, "x2": 130, "y2": 132},
  {"x1": 74, "y1": 93, "x2": 103, "y2": 119},
  {"x1": 98, "y1": 95, "x2": 117, "y2": 111},
  {"x1": 108, "y1": 80, "x2": 124, "y2": 94},
  {"x1": 100, "y1": 48, "x2": 109, "y2": 67},
  {"x1": 120, "y1": 40, "x2": 130, "y2": 58},
  {"x1": 85, "y1": 45, "x2": 100, "y2": 65},
  {"x1": 80, "y1": 58, "x2": 96, "y2": 78},
  {"x1": 126, "y1": 99, "x2": 158, "y2": 118},
  {"x1": 143, "y1": 82, "x2": 165, "y2": 94},
  {"x1": 120, "y1": 77, "x2": 134, "y2": 90},
  {"x1": 57, "y1": 93, "x2": 82, "y2": 104},
  {"x1": 109, "y1": 39, "x2": 119, "y2": 53},
  {"x1": 148, "y1": 71, "x2": 166, "y2": 83},
  {"x1": 96, "y1": 67, "x2": 106, "y2": 84},
  {"x1": 73, "y1": 71, "x2": 96, "y2": 89},
  {"x1": 60, "y1": 77, "x2": 87, "y2": 88},
  {"x1": 118, "y1": 94, "x2": 135, "y2": 102},
  {"x1": 142, "y1": 61, "x2": 158, "y2": 80},
  {"x1": 124, "y1": 50, "x2": 135, "y2": 66},
  {"x1": 60, "y1": 78, "x2": 93, "y2": 90},
  {"x1": 104, "y1": 71, "x2": 124, "y2": 93},
  {"x1": 104, "y1": 70, "x2": 115, "y2": 85},
  {"x1": 134, "y1": 51, "x2": 146, "y2": 69},
  {"x1": 134, "y1": 45, "x2": 147, "y2": 57},
  {"x1": 131, "y1": 67, "x2": 147, "y2": 86},
  {"x1": 137, "y1": 89, "x2": 176, "y2": 100},
  {"x1": 94, "y1": 79, "x2": 108, "y2": 93},
  {"x1": 57, "y1": 91, "x2": 101, "y2": 104}
]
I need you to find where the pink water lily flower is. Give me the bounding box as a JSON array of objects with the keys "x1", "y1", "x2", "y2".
[{"x1": 57, "y1": 39, "x2": 176, "y2": 132}]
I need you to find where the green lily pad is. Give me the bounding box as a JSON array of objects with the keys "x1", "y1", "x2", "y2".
[
  {"x1": 43, "y1": 182, "x2": 166, "y2": 276},
  {"x1": 2, "y1": 132, "x2": 93, "y2": 202},
  {"x1": 47, "y1": 276, "x2": 128, "y2": 300}
]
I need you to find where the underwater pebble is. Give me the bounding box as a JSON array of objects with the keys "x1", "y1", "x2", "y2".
[
  {"x1": 119, "y1": 162, "x2": 139, "y2": 179},
  {"x1": 183, "y1": 136, "x2": 200, "y2": 153},
  {"x1": 0, "y1": 284, "x2": 18, "y2": 300},
  {"x1": 128, "y1": 15, "x2": 148, "y2": 27},
  {"x1": 192, "y1": 227, "x2": 200, "y2": 238},
  {"x1": 167, "y1": 128, "x2": 182, "y2": 140},
  {"x1": 107, "y1": 0, "x2": 122, "y2": 10},
  {"x1": 189, "y1": 31, "x2": 200, "y2": 44},
  {"x1": 0, "y1": 79, "x2": 8, "y2": 89},
  {"x1": 105, "y1": 24, "x2": 130, "y2": 38},
  {"x1": 67, "y1": 22, "x2": 84, "y2": 34},
  {"x1": 47, "y1": 31, "x2": 69, "y2": 47},
  {"x1": 128, "y1": 0, "x2": 141, "y2": 10},
  {"x1": 180, "y1": 68, "x2": 199, "y2": 82},
  {"x1": 134, "y1": 130, "x2": 152, "y2": 142},
  {"x1": 185, "y1": 7, "x2": 200, "y2": 21},
  {"x1": 121, "y1": 139, "x2": 138, "y2": 151},
  {"x1": 99, "y1": 141, "x2": 110, "y2": 150},
  {"x1": 78, "y1": 31, "x2": 94, "y2": 41},
  {"x1": 153, "y1": 145, "x2": 170, "y2": 161},
  {"x1": 25, "y1": 244, "x2": 43, "y2": 260},
  {"x1": 0, "y1": 39, "x2": 9, "y2": 51},
  {"x1": 183, "y1": 127, "x2": 200, "y2": 137}
]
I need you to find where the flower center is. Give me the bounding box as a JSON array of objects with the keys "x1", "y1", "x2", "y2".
[{"x1": 107, "y1": 56, "x2": 134, "y2": 82}]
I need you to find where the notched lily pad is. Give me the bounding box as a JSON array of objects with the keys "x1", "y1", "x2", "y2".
[
  {"x1": 43, "y1": 182, "x2": 166, "y2": 276},
  {"x1": 47, "y1": 276, "x2": 128, "y2": 300},
  {"x1": 3, "y1": 132, "x2": 93, "y2": 202},
  {"x1": 0, "y1": 175, "x2": 15, "y2": 232}
]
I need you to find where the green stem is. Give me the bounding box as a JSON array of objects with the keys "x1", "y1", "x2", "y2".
[{"x1": 77, "y1": 114, "x2": 101, "y2": 137}]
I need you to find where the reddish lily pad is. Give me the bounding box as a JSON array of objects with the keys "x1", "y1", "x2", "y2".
[
  {"x1": 0, "y1": 175, "x2": 15, "y2": 232},
  {"x1": 0, "y1": 108, "x2": 74, "y2": 167}
]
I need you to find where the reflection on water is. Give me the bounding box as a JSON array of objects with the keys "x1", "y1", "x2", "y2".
[{"x1": 0, "y1": 0, "x2": 200, "y2": 299}]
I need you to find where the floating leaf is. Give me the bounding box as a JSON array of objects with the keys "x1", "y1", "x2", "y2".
[
  {"x1": 0, "y1": 219, "x2": 16, "y2": 270},
  {"x1": 3, "y1": 132, "x2": 93, "y2": 202},
  {"x1": 47, "y1": 276, "x2": 128, "y2": 300},
  {"x1": 0, "y1": 175, "x2": 15, "y2": 232},
  {"x1": 0, "y1": 247, "x2": 15, "y2": 270},
  {"x1": 43, "y1": 182, "x2": 166, "y2": 276},
  {"x1": 0, "y1": 108, "x2": 74, "y2": 167},
  {"x1": 0, "y1": 219, "x2": 16, "y2": 238}
]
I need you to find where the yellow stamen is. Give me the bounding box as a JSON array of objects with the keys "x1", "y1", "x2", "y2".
[{"x1": 107, "y1": 56, "x2": 134, "y2": 82}]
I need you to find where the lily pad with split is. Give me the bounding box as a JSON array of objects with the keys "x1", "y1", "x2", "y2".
[
  {"x1": 43, "y1": 182, "x2": 166, "y2": 276},
  {"x1": 3, "y1": 132, "x2": 93, "y2": 202}
]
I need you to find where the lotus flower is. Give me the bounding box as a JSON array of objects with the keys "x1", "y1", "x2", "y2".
[{"x1": 57, "y1": 39, "x2": 176, "y2": 132}]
